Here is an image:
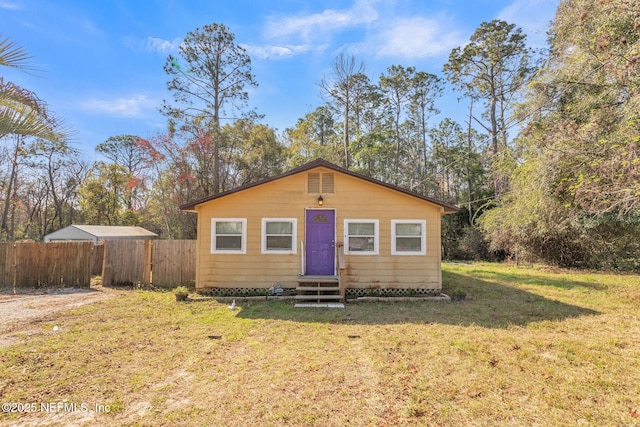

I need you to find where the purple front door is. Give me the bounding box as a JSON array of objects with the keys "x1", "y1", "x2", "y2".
[{"x1": 305, "y1": 209, "x2": 335, "y2": 275}]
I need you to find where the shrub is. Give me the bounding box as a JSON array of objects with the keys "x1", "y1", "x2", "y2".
[{"x1": 174, "y1": 286, "x2": 189, "y2": 301}]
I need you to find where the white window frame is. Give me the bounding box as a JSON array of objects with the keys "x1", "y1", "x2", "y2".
[
  {"x1": 261, "y1": 218, "x2": 297, "y2": 254},
  {"x1": 211, "y1": 218, "x2": 247, "y2": 254},
  {"x1": 391, "y1": 220, "x2": 426, "y2": 256},
  {"x1": 344, "y1": 219, "x2": 379, "y2": 255}
]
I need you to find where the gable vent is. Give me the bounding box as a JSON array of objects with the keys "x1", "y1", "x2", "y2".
[
  {"x1": 322, "y1": 173, "x2": 334, "y2": 193},
  {"x1": 308, "y1": 173, "x2": 320, "y2": 193}
]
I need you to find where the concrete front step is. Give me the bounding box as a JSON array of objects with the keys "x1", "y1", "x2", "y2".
[{"x1": 295, "y1": 303, "x2": 345, "y2": 308}]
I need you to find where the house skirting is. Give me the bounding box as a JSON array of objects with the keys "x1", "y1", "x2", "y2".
[
  {"x1": 196, "y1": 287, "x2": 440, "y2": 297},
  {"x1": 345, "y1": 288, "x2": 439, "y2": 297}
]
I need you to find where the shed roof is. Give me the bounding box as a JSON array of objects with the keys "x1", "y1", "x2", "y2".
[
  {"x1": 47, "y1": 225, "x2": 158, "y2": 239},
  {"x1": 72, "y1": 225, "x2": 157, "y2": 238},
  {"x1": 180, "y1": 158, "x2": 459, "y2": 213}
]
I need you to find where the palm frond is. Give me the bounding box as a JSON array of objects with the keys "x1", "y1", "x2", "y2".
[
  {"x1": 0, "y1": 36, "x2": 67, "y2": 140},
  {"x1": 0, "y1": 105, "x2": 59, "y2": 140},
  {"x1": 0, "y1": 78, "x2": 45, "y2": 113},
  {"x1": 0, "y1": 34, "x2": 36, "y2": 71},
  {"x1": 0, "y1": 78, "x2": 67, "y2": 140}
]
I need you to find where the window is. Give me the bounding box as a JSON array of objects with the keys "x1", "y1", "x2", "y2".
[
  {"x1": 344, "y1": 220, "x2": 379, "y2": 255},
  {"x1": 211, "y1": 218, "x2": 246, "y2": 254},
  {"x1": 262, "y1": 218, "x2": 297, "y2": 254},
  {"x1": 391, "y1": 220, "x2": 426, "y2": 255}
]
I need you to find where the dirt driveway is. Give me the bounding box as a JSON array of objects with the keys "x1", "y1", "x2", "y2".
[{"x1": 0, "y1": 286, "x2": 121, "y2": 348}]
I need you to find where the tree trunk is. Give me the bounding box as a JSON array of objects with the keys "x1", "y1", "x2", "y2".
[
  {"x1": 1, "y1": 136, "x2": 21, "y2": 237},
  {"x1": 490, "y1": 91, "x2": 499, "y2": 197},
  {"x1": 421, "y1": 105, "x2": 428, "y2": 181},
  {"x1": 394, "y1": 107, "x2": 401, "y2": 184},
  {"x1": 467, "y1": 101, "x2": 474, "y2": 224},
  {"x1": 213, "y1": 90, "x2": 221, "y2": 194},
  {"x1": 46, "y1": 151, "x2": 64, "y2": 228},
  {"x1": 343, "y1": 102, "x2": 350, "y2": 168}
]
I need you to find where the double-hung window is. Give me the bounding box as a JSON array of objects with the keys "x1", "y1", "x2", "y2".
[
  {"x1": 211, "y1": 218, "x2": 247, "y2": 254},
  {"x1": 391, "y1": 220, "x2": 426, "y2": 255},
  {"x1": 262, "y1": 218, "x2": 297, "y2": 254},
  {"x1": 344, "y1": 220, "x2": 379, "y2": 255}
]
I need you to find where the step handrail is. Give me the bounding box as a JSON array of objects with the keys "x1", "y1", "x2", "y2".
[{"x1": 337, "y1": 243, "x2": 346, "y2": 302}]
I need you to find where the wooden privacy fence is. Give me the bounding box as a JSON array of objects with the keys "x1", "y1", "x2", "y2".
[
  {"x1": 0, "y1": 242, "x2": 98, "y2": 289},
  {"x1": 101, "y1": 240, "x2": 196, "y2": 288},
  {"x1": 0, "y1": 240, "x2": 195, "y2": 289},
  {"x1": 150, "y1": 240, "x2": 196, "y2": 288}
]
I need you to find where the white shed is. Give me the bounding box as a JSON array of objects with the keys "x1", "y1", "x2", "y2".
[{"x1": 44, "y1": 225, "x2": 157, "y2": 244}]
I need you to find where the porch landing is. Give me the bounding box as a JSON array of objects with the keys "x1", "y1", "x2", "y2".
[{"x1": 296, "y1": 275, "x2": 339, "y2": 283}]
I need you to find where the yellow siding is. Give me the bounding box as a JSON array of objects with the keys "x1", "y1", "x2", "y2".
[{"x1": 195, "y1": 166, "x2": 444, "y2": 291}]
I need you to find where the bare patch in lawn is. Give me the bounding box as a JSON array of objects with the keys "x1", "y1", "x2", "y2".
[{"x1": 0, "y1": 286, "x2": 122, "y2": 348}]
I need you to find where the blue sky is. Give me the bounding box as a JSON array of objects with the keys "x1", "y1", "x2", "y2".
[{"x1": 2, "y1": 0, "x2": 559, "y2": 159}]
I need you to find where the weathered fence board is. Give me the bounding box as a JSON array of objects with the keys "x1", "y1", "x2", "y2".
[
  {"x1": 0, "y1": 243, "x2": 15, "y2": 287},
  {"x1": 152, "y1": 240, "x2": 196, "y2": 288},
  {"x1": 92, "y1": 243, "x2": 105, "y2": 275},
  {"x1": 0, "y1": 242, "x2": 94, "y2": 288},
  {"x1": 102, "y1": 240, "x2": 150, "y2": 287}
]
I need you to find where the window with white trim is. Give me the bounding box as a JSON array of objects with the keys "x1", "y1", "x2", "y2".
[
  {"x1": 262, "y1": 218, "x2": 297, "y2": 254},
  {"x1": 391, "y1": 220, "x2": 426, "y2": 255},
  {"x1": 211, "y1": 218, "x2": 247, "y2": 254},
  {"x1": 344, "y1": 220, "x2": 379, "y2": 255}
]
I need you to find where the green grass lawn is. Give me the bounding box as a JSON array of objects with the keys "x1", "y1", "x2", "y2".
[{"x1": 1, "y1": 263, "x2": 639, "y2": 426}]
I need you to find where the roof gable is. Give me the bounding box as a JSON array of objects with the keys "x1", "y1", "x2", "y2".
[{"x1": 180, "y1": 158, "x2": 459, "y2": 213}]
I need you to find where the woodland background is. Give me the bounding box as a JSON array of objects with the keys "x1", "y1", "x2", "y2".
[{"x1": 1, "y1": 0, "x2": 639, "y2": 271}]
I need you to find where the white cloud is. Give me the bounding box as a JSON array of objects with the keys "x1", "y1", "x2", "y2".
[
  {"x1": 145, "y1": 36, "x2": 182, "y2": 53},
  {"x1": 249, "y1": 0, "x2": 380, "y2": 60},
  {"x1": 0, "y1": 1, "x2": 22, "y2": 10},
  {"x1": 261, "y1": 1, "x2": 464, "y2": 60},
  {"x1": 362, "y1": 17, "x2": 465, "y2": 59},
  {"x1": 81, "y1": 94, "x2": 156, "y2": 118},
  {"x1": 265, "y1": 0, "x2": 379, "y2": 41},
  {"x1": 242, "y1": 43, "x2": 316, "y2": 60}
]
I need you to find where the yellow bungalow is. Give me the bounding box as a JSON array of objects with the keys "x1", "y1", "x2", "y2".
[{"x1": 180, "y1": 158, "x2": 458, "y2": 302}]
